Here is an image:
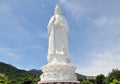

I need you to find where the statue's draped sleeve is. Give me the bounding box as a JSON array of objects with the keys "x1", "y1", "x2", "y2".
[{"x1": 47, "y1": 16, "x2": 55, "y2": 37}]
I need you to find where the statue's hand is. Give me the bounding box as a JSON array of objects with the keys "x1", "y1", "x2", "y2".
[
  {"x1": 54, "y1": 21, "x2": 57, "y2": 25},
  {"x1": 54, "y1": 21, "x2": 62, "y2": 29}
]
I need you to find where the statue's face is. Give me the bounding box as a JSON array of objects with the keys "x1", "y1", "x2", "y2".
[{"x1": 54, "y1": 5, "x2": 62, "y2": 15}]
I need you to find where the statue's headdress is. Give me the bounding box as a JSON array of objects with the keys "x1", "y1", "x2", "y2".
[{"x1": 54, "y1": 4, "x2": 62, "y2": 15}]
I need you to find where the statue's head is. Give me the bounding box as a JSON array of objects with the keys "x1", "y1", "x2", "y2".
[{"x1": 54, "y1": 4, "x2": 62, "y2": 15}]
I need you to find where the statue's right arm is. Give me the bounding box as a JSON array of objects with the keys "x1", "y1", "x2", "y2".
[{"x1": 48, "y1": 16, "x2": 55, "y2": 27}]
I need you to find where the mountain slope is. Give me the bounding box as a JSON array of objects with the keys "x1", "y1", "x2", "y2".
[
  {"x1": 0, "y1": 61, "x2": 94, "y2": 82},
  {"x1": 0, "y1": 62, "x2": 36, "y2": 80}
]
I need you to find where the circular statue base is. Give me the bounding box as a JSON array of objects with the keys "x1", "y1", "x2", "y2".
[{"x1": 40, "y1": 62, "x2": 77, "y2": 81}]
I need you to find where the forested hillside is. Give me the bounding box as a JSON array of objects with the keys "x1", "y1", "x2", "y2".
[
  {"x1": 0, "y1": 62, "x2": 119, "y2": 84},
  {"x1": 0, "y1": 62, "x2": 40, "y2": 84},
  {"x1": 0, "y1": 62, "x2": 87, "y2": 84}
]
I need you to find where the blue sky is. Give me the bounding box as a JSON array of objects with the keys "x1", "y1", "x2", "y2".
[{"x1": 0, "y1": 0, "x2": 120, "y2": 76}]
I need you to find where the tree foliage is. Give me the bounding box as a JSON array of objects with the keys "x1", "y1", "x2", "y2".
[
  {"x1": 0, "y1": 62, "x2": 40, "y2": 84},
  {"x1": 76, "y1": 73, "x2": 87, "y2": 81},
  {"x1": 81, "y1": 80, "x2": 93, "y2": 84},
  {"x1": 0, "y1": 62, "x2": 120, "y2": 84},
  {"x1": 88, "y1": 78, "x2": 96, "y2": 84},
  {"x1": 0, "y1": 73, "x2": 9, "y2": 84},
  {"x1": 110, "y1": 79, "x2": 120, "y2": 84},
  {"x1": 96, "y1": 74, "x2": 106, "y2": 84},
  {"x1": 107, "y1": 69, "x2": 120, "y2": 83}
]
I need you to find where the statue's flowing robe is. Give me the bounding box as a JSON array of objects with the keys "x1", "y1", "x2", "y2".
[{"x1": 47, "y1": 15, "x2": 69, "y2": 56}]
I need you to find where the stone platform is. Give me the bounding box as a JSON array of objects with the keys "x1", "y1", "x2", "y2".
[
  {"x1": 38, "y1": 81, "x2": 80, "y2": 84},
  {"x1": 40, "y1": 62, "x2": 77, "y2": 81}
]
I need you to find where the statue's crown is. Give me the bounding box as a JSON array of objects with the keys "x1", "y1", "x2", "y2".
[{"x1": 54, "y1": 4, "x2": 62, "y2": 15}]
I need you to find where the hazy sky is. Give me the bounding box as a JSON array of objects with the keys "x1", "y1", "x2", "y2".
[{"x1": 0, "y1": 0, "x2": 120, "y2": 76}]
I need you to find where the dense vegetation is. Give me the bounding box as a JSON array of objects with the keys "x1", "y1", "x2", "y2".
[
  {"x1": 0, "y1": 62, "x2": 41, "y2": 84},
  {"x1": 0, "y1": 62, "x2": 120, "y2": 84},
  {"x1": 78, "y1": 69, "x2": 120, "y2": 84}
]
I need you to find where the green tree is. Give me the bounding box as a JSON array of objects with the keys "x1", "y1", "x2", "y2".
[
  {"x1": 96, "y1": 74, "x2": 106, "y2": 84},
  {"x1": 88, "y1": 78, "x2": 96, "y2": 84},
  {"x1": 76, "y1": 73, "x2": 86, "y2": 82},
  {"x1": 81, "y1": 80, "x2": 93, "y2": 84},
  {"x1": 107, "y1": 69, "x2": 120, "y2": 83},
  {"x1": 32, "y1": 77, "x2": 40, "y2": 84},
  {"x1": 110, "y1": 79, "x2": 120, "y2": 84},
  {"x1": 0, "y1": 73, "x2": 9, "y2": 84},
  {"x1": 8, "y1": 80, "x2": 16, "y2": 84}
]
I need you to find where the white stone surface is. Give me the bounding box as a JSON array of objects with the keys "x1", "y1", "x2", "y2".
[
  {"x1": 41, "y1": 62, "x2": 77, "y2": 81},
  {"x1": 40, "y1": 5, "x2": 78, "y2": 82},
  {"x1": 47, "y1": 4, "x2": 70, "y2": 63}
]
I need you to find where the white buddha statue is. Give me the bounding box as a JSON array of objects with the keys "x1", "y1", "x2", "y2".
[{"x1": 47, "y1": 5, "x2": 70, "y2": 63}]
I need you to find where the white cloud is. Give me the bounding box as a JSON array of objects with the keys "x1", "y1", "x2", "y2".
[
  {"x1": 94, "y1": 16, "x2": 120, "y2": 29},
  {"x1": 26, "y1": 44, "x2": 44, "y2": 50},
  {"x1": 93, "y1": 16, "x2": 120, "y2": 36},
  {"x1": 0, "y1": 47, "x2": 21, "y2": 61},
  {"x1": 0, "y1": 3, "x2": 47, "y2": 44},
  {"x1": 76, "y1": 47, "x2": 120, "y2": 76},
  {"x1": 0, "y1": 3, "x2": 12, "y2": 16},
  {"x1": 59, "y1": 0, "x2": 86, "y2": 20},
  {"x1": 0, "y1": 3, "x2": 34, "y2": 44},
  {"x1": 59, "y1": 0, "x2": 120, "y2": 76},
  {"x1": 59, "y1": 0, "x2": 120, "y2": 22},
  {"x1": 33, "y1": 32, "x2": 48, "y2": 39}
]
